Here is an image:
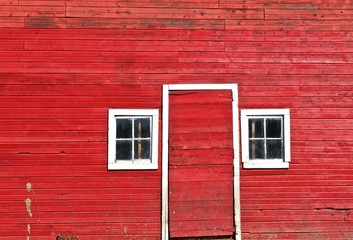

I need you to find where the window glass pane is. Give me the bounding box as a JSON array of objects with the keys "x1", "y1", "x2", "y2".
[
  {"x1": 266, "y1": 140, "x2": 283, "y2": 159},
  {"x1": 248, "y1": 119, "x2": 264, "y2": 138},
  {"x1": 266, "y1": 118, "x2": 282, "y2": 138},
  {"x1": 134, "y1": 118, "x2": 151, "y2": 138},
  {"x1": 249, "y1": 140, "x2": 265, "y2": 159},
  {"x1": 134, "y1": 140, "x2": 151, "y2": 160},
  {"x1": 116, "y1": 118, "x2": 132, "y2": 138},
  {"x1": 116, "y1": 140, "x2": 132, "y2": 160}
]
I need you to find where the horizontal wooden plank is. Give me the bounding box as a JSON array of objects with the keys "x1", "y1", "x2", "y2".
[
  {"x1": 0, "y1": 199, "x2": 160, "y2": 210},
  {"x1": 0, "y1": 6, "x2": 65, "y2": 17},
  {"x1": 0, "y1": 236, "x2": 160, "y2": 240},
  {"x1": 0, "y1": 223, "x2": 160, "y2": 235},
  {"x1": 266, "y1": 9, "x2": 353, "y2": 20},
  {"x1": 242, "y1": 208, "x2": 352, "y2": 219},
  {"x1": 169, "y1": 148, "x2": 233, "y2": 165},
  {"x1": 0, "y1": 118, "x2": 106, "y2": 126},
  {"x1": 0, "y1": 17, "x2": 24, "y2": 27},
  {"x1": 170, "y1": 90, "x2": 232, "y2": 102},
  {"x1": 221, "y1": 0, "x2": 353, "y2": 10},
  {"x1": 0, "y1": 215, "x2": 161, "y2": 227},
  {"x1": 242, "y1": 214, "x2": 350, "y2": 223},
  {"x1": 0, "y1": 168, "x2": 161, "y2": 177},
  {"x1": 3, "y1": 62, "x2": 353, "y2": 75},
  {"x1": 242, "y1": 220, "x2": 353, "y2": 233},
  {"x1": 241, "y1": 233, "x2": 353, "y2": 240},
  {"x1": 242, "y1": 191, "x2": 353, "y2": 199},
  {"x1": 2, "y1": 210, "x2": 159, "y2": 218},
  {"x1": 25, "y1": 17, "x2": 225, "y2": 30},
  {"x1": 0, "y1": 28, "x2": 182, "y2": 40},
  {"x1": 242, "y1": 179, "x2": 353, "y2": 187},
  {"x1": 225, "y1": 41, "x2": 353, "y2": 53},
  {"x1": 179, "y1": 52, "x2": 353, "y2": 64},
  {"x1": 0, "y1": 124, "x2": 105, "y2": 131},
  {"x1": 179, "y1": 73, "x2": 353, "y2": 86},
  {"x1": 169, "y1": 165, "x2": 233, "y2": 181},
  {"x1": 170, "y1": 104, "x2": 232, "y2": 119},
  {"x1": 0, "y1": 83, "x2": 161, "y2": 94},
  {"x1": 2, "y1": 29, "x2": 353, "y2": 41},
  {"x1": 169, "y1": 150, "x2": 233, "y2": 166},
  {"x1": 239, "y1": 96, "x2": 353, "y2": 108},
  {"x1": 225, "y1": 2, "x2": 314, "y2": 10},
  {"x1": 0, "y1": 194, "x2": 160, "y2": 202},
  {"x1": 23, "y1": 40, "x2": 225, "y2": 51},
  {"x1": 226, "y1": 19, "x2": 353, "y2": 31},
  {"x1": 243, "y1": 232, "x2": 353, "y2": 240},
  {"x1": 178, "y1": 30, "x2": 353, "y2": 42},
  {"x1": 169, "y1": 119, "x2": 232, "y2": 134},
  {"x1": 292, "y1": 119, "x2": 353, "y2": 130},
  {"x1": 2, "y1": 72, "x2": 353, "y2": 85},
  {"x1": 0, "y1": 107, "x2": 106, "y2": 117},
  {"x1": 169, "y1": 181, "x2": 233, "y2": 201},
  {"x1": 241, "y1": 174, "x2": 353, "y2": 182},
  {"x1": 0, "y1": 0, "x2": 18, "y2": 5},
  {"x1": 171, "y1": 230, "x2": 234, "y2": 238},
  {"x1": 65, "y1": 0, "x2": 219, "y2": 8},
  {"x1": 0, "y1": 62, "x2": 340, "y2": 75},
  {"x1": 241, "y1": 201, "x2": 353, "y2": 211},
  {"x1": 0, "y1": 99, "x2": 160, "y2": 108},
  {"x1": 0, "y1": 181, "x2": 160, "y2": 190},
  {"x1": 170, "y1": 220, "x2": 234, "y2": 236},
  {"x1": 0, "y1": 96, "x2": 161, "y2": 104},
  {"x1": 0, "y1": 73, "x2": 179, "y2": 85},
  {"x1": 170, "y1": 201, "x2": 233, "y2": 221},
  {"x1": 169, "y1": 133, "x2": 233, "y2": 149},
  {"x1": 19, "y1": 0, "x2": 65, "y2": 6},
  {"x1": 0, "y1": 51, "x2": 178, "y2": 63},
  {"x1": 66, "y1": 7, "x2": 263, "y2": 20},
  {"x1": 241, "y1": 184, "x2": 353, "y2": 191},
  {"x1": 241, "y1": 168, "x2": 353, "y2": 176}
]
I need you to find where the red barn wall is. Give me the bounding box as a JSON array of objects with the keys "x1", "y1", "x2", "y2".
[{"x1": 1, "y1": 0, "x2": 353, "y2": 239}]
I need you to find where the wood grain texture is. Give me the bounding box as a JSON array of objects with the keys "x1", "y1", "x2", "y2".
[
  {"x1": 168, "y1": 91, "x2": 234, "y2": 238},
  {"x1": 0, "y1": 0, "x2": 351, "y2": 30},
  {"x1": 1, "y1": 0, "x2": 353, "y2": 238}
]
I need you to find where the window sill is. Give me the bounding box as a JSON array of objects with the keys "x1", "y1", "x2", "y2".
[
  {"x1": 108, "y1": 161, "x2": 158, "y2": 170},
  {"x1": 243, "y1": 160, "x2": 289, "y2": 169}
]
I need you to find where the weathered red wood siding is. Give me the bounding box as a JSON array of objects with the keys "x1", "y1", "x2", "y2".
[
  {"x1": 0, "y1": 84, "x2": 162, "y2": 239},
  {"x1": 1, "y1": 0, "x2": 353, "y2": 239}
]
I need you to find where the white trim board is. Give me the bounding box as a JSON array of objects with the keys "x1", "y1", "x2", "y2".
[
  {"x1": 162, "y1": 84, "x2": 241, "y2": 240},
  {"x1": 240, "y1": 108, "x2": 290, "y2": 169},
  {"x1": 108, "y1": 109, "x2": 159, "y2": 170}
]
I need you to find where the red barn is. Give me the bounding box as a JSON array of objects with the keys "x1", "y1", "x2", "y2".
[{"x1": 1, "y1": 0, "x2": 353, "y2": 239}]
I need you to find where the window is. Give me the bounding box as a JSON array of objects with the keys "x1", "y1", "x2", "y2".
[
  {"x1": 241, "y1": 109, "x2": 290, "y2": 169},
  {"x1": 108, "y1": 109, "x2": 159, "y2": 170}
]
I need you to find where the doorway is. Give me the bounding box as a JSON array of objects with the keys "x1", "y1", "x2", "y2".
[{"x1": 162, "y1": 84, "x2": 241, "y2": 240}]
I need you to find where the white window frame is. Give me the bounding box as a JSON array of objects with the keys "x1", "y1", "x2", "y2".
[
  {"x1": 108, "y1": 109, "x2": 159, "y2": 170},
  {"x1": 241, "y1": 109, "x2": 290, "y2": 169}
]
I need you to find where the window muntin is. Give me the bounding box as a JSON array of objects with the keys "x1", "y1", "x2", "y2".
[
  {"x1": 115, "y1": 117, "x2": 151, "y2": 161},
  {"x1": 248, "y1": 117, "x2": 283, "y2": 160},
  {"x1": 241, "y1": 109, "x2": 290, "y2": 169},
  {"x1": 108, "y1": 109, "x2": 158, "y2": 170}
]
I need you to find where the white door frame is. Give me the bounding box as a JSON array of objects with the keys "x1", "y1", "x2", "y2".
[{"x1": 162, "y1": 84, "x2": 241, "y2": 240}]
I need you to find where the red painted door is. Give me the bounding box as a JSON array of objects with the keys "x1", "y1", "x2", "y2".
[{"x1": 168, "y1": 90, "x2": 235, "y2": 238}]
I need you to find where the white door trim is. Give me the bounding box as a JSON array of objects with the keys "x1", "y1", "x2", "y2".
[{"x1": 162, "y1": 84, "x2": 241, "y2": 240}]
